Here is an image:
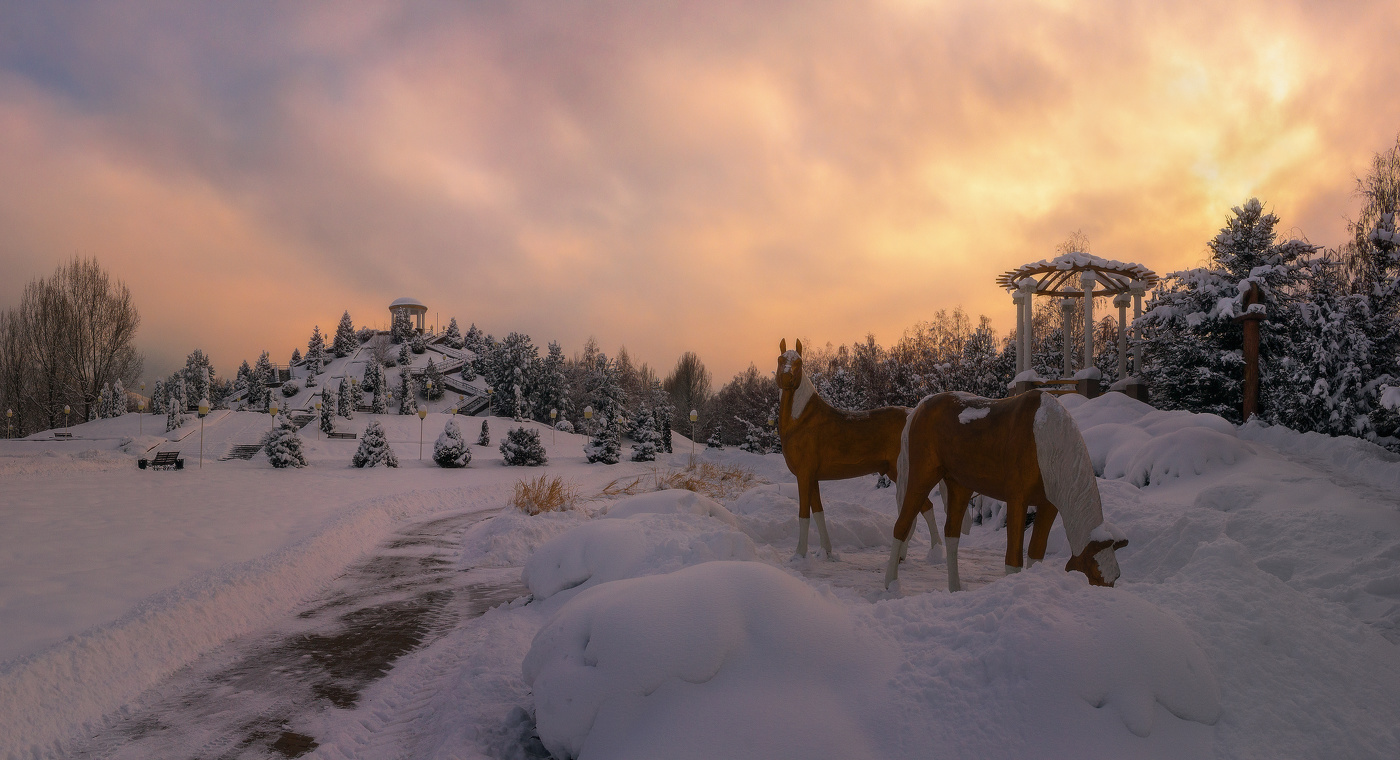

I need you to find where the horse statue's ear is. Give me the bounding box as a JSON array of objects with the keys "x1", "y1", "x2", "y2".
[
  {"x1": 795, "y1": 339, "x2": 804, "y2": 356},
  {"x1": 780, "y1": 338, "x2": 787, "y2": 354}
]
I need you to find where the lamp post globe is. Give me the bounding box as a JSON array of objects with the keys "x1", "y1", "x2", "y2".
[{"x1": 550, "y1": 408, "x2": 557, "y2": 444}]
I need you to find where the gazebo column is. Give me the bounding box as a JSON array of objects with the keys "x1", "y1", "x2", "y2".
[
  {"x1": 1124, "y1": 280, "x2": 1149, "y2": 402},
  {"x1": 1019, "y1": 279, "x2": 1037, "y2": 375},
  {"x1": 1059, "y1": 298, "x2": 1075, "y2": 378},
  {"x1": 1114, "y1": 293, "x2": 1131, "y2": 380},
  {"x1": 1077, "y1": 271, "x2": 1100, "y2": 398},
  {"x1": 1012, "y1": 290, "x2": 1027, "y2": 375}
]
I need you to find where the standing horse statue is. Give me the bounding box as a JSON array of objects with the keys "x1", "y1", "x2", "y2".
[
  {"x1": 885, "y1": 390, "x2": 1127, "y2": 591},
  {"x1": 777, "y1": 339, "x2": 939, "y2": 559}
]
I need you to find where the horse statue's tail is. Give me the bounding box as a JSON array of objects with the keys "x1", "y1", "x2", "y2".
[
  {"x1": 895, "y1": 406, "x2": 914, "y2": 516},
  {"x1": 1032, "y1": 393, "x2": 1122, "y2": 582}
]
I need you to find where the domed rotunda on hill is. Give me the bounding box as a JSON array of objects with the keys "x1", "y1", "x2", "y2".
[{"x1": 389, "y1": 297, "x2": 427, "y2": 333}]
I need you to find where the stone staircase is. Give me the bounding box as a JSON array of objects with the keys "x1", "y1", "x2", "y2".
[{"x1": 221, "y1": 443, "x2": 264, "y2": 461}]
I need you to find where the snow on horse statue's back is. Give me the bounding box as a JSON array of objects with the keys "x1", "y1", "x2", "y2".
[
  {"x1": 886, "y1": 390, "x2": 1127, "y2": 591},
  {"x1": 776, "y1": 339, "x2": 938, "y2": 559}
]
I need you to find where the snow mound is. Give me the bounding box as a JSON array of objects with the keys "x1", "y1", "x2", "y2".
[
  {"x1": 1239, "y1": 419, "x2": 1400, "y2": 493},
  {"x1": 522, "y1": 513, "x2": 757, "y2": 601},
  {"x1": 458, "y1": 510, "x2": 591, "y2": 568},
  {"x1": 522, "y1": 561, "x2": 894, "y2": 760},
  {"x1": 727, "y1": 483, "x2": 893, "y2": 550},
  {"x1": 602, "y1": 489, "x2": 738, "y2": 527},
  {"x1": 1069, "y1": 395, "x2": 1255, "y2": 485},
  {"x1": 877, "y1": 565, "x2": 1222, "y2": 753}
]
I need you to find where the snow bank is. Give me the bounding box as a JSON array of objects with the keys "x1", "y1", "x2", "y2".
[
  {"x1": 728, "y1": 483, "x2": 893, "y2": 549},
  {"x1": 458, "y1": 509, "x2": 592, "y2": 568},
  {"x1": 522, "y1": 511, "x2": 758, "y2": 601},
  {"x1": 0, "y1": 487, "x2": 493, "y2": 760},
  {"x1": 1239, "y1": 418, "x2": 1400, "y2": 493},
  {"x1": 523, "y1": 561, "x2": 895, "y2": 760},
  {"x1": 1067, "y1": 395, "x2": 1257, "y2": 486},
  {"x1": 601, "y1": 489, "x2": 738, "y2": 527}
]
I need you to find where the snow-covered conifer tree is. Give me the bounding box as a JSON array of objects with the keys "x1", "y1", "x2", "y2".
[
  {"x1": 305, "y1": 361, "x2": 318, "y2": 388},
  {"x1": 338, "y1": 377, "x2": 354, "y2": 419},
  {"x1": 307, "y1": 326, "x2": 328, "y2": 365},
  {"x1": 629, "y1": 406, "x2": 661, "y2": 462},
  {"x1": 463, "y1": 323, "x2": 485, "y2": 356},
  {"x1": 433, "y1": 418, "x2": 471, "y2": 467},
  {"x1": 97, "y1": 383, "x2": 114, "y2": 418},
  {"x1": 442, "y1": 318, "x2": 463, "y2": 349},
  {"x1": 353, "y1": 420, "x2": 398, "y2": 468},
  {"x1": 424, "y1": 358, "x2": 444, "y2": 400},
  {"x1": 584, "y1": 421, "x2": 620, "y2": 464},
  {"x1": 529, "y1": 341, "x2": 571, "y2": 424},
  {"x1": 398, "y1": 342, "x2": 411, "y2": 368},
  {"x1": 111, "y1": 379, "x2": 126, "y2": 416},
  {"x1": 333, "y1": 311, "x2": 356, "y2": 358},
  {"x1": 264, "y1": 413, "x2": 307, "y2": 468},
  {"x1": 361, "y1": 361, "x2": 378, "y2": 393},
  {"x1": 372, "y1": 369, "x2": 389, "y2": 414},
  {"x1": 165, "y1": 388, "x2": 187, "y2": 431},
  {"x1": 500, "y1": 426, "x2": 547, "y2": 466},
  {"x1": 291, "y1": 347, "x2": 301, "y2": 365},
  {"x1": 391, "y1": 310, "x2": 414, "y2": 344},
  {"x1": 151, "y1": 379, "x2": 165, "y2": 415},
  {"x1": 410, "y1": 332, "x2": 427, "y2": 354},
  {"x1": 737, "y1": 417, "x2": 766, "y2": 454},
  {"x1": 706, "y1": 425, "x2": 724, "y2": 449},
  {"x1": 320, "y1": 389, "x2": 336, "y2": 435},
  {"x1": 477, "y1": 418, "x2": 491, "y2": 446},
  {"x1": 398, "y1": 369, "x2": 417, "y2": 415}
]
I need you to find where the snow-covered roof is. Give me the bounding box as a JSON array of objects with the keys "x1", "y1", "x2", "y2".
[
  {"x1": 389, "y1": 297, "x2": 427, "y2": 310},
  {"x1": 997, "y1": 252, "x2": 1158, "y2": 296}
]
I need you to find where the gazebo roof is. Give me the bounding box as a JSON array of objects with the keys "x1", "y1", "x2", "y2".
[
  {"x1": 996, "y1": 252, "x2": 1158, "y2": 297},
  {"x1": 389, "y1": 297, "x2": 427, "y2": 310}
]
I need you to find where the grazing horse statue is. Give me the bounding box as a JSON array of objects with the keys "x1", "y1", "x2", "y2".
[
  {"x1": 777, "y1": 339, "x2": 939, "y2": 559},
  {"x1": 885, "y1": 390, "x2": 1128, "y2": 591}
]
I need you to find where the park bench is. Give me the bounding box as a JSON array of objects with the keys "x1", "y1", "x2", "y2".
[
  {"x1": 139, "y1": 451, "x2": 184, "y2": 470},
  {"x1": 52, "y1": 431, "x2": 72, "y2": 439},
  {"x1": 327, "y1": 431, "x2": 357, "y2": 440}
]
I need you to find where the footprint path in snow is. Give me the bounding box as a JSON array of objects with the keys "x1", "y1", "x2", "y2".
[
  {"x1": 66, "y1": 507, "x2": 528, "y2": 760},
  {"x1": 794, "y1": 544, "x2": 1013, "y2": 599}
]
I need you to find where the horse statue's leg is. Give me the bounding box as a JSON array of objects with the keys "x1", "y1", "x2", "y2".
[
  {"x1": 1026, "y1": 503, "x2": 1058, "y2": 568},
  {"x1": 884, "y1": 470, "x2": 943, "y2": 590},
  {"x1": 921, "y1": 487, "x2": 943, "y2": 564},
  {"x1": 794, "y1": 478, "x2": 813, "y2": 559},
  {"x1": 1003, "y1": 497, "x2": 1028, "y2": 574},
  {"x1": 941, "y1": 482, "x2": 973, "y2": 592},
  {"x1": 810, "y1": 482, "x2": 835, "y2": 559}
]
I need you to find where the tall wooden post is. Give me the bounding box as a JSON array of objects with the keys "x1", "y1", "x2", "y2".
[
  {"x1": 1237, "y1": 283, "x2": 1264, "y2": 421},
  {"x1": 1060, "y1": 298, "x2": 1075, "y2": 378}
]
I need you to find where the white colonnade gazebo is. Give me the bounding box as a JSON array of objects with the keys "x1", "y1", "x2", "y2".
[{"x1": 996, "y1": 252, "x2": 1158, "y2": 399}]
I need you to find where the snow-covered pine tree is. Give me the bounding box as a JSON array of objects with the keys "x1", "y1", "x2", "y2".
[
  {"x1": 235, "y1": 361, "x2": 251, "y2": 394},
  {"x1": 151, "y1": 379, "x2": 165, "y2": 415},
  {"x1": 372, "y1": 367, "x2": 389, "y2": 414},
  {"x1": 248, "y1": 352, "x2": 274, "y2": 411},
  {"x1": 706, "y1": 425, "x2": 724, "y2": 449},
  {"x1": 264, "y1": 413, "x2": 308, "y2": 468},
  {"x1": 499, "y1": 426, "x2": 547, "y2": 466},
  {"x1": 410, "y1": 332, "x2": 427, "y2": 354},
  {"x1": 333, "y1": 311, "x2": 356, "y2": 358},
  {"x1": 111, "y1": 379, "x2": 126, "y2": 416},
  {"x1": 398, "y1": 342, "x2": 412, "y2": 368},
  {"x1": 1139, "y1": 198, "x2": 1314, "y2": 423},
  {"x1": 398, "y1": 368, "x2": 417, "y2": 415},
  {"x1": 391, "y1": 310, "x2": 414, "y2": 344},
  {"x1": 584, "y1": 421, "x2": 621, "y2": 464},
  {"x1": 737, "y1": 417, "x2": 766, "y2": 454},
  {"x1": 305, "y1": 361, "x2": 318, "y2": 387},
  {"x1": 165, "y1": 388, "x2": 186, "y2": 431},
  {"x1": 338, "y1": 376, "x2": 354, "y2": 419},
  {"x1": 291, "y1": 347, "x2": 301, "y2": 365},
  {"x1": 464, "y1": 323, "x2": 485, "y2": 356},
  {"x1": 763, "y1": 404, "x2": 782, "y2": 453},
  {"x1": 184, "y1": 349, "x2": 213, "y2": 405},
  {"x1": 361, "y1": 361, "x2": 378, "y2": 394},
  {"x1": 477, "y1": 418, "x2": 491, "y2": 446},
  {"x1": 352, "y1": 420, "x2": 399, "y2": 468},
  {"x1": 97, "y1": 383, "x2": 113, "y2": 418},
  {"x1": 442, "y1": 318, "x2": 463, "y2": 349},
  {"x1": 815, "y1": 366, "x2": 866, "y2": 412},
  {"x1": 424, "y1": 358, "x2": 444, "y2": 400},
  {"x1": 629, "y1": 406, "x2": 661, "y2": 462},
  {"x1": 320, "y1": 389, "x2": 336, "y2": 435},
  {"x1": 307, "y1": 326, "x2": 328, "y2": 365},
  {"x1": 529, "y1": 341, "x2": 571, "y2": 424},
  {"x1": 433, "y1": 418, "x2": 471, "y2": 467},
  {"x1": 482, "y1": 332, "x2": 538, "y2": 420}
]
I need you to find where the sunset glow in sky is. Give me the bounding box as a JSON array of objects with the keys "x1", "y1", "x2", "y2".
[{"x1": 2, "y1": 1, "x2": 1399, "y2": 381}]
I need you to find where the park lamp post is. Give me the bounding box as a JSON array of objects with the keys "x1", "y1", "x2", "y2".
[
  {"x1": 418, "y1": 406, "x2": 428, "y2": 460},
  {"x1": 198, "y1": 399, "x2": 209, "y2": 468},
  {"x1": 314, "y1": 398, "x2": 322, "y2": 439},
  {"x1": 269, "y1": 400, "x2": 279, "y2": 440},
  {"x1": 550, "y1": 408, "x2": 557, "y2": 445},
  {"x1": 6, "y1": 408, "x2": 12, "y2": 439},
  {"x1": 690, "y1": 409, "x2": 698, "y2": 458},
  {"x1": 584, "y1": 405, "x2": 593, "y2": 436},
  {"x1": 64, "y1": 404, "x2": 70, "y2": 436},
  {"x1": 137, "y1": 398, "x2": 145, "y2": 434}
]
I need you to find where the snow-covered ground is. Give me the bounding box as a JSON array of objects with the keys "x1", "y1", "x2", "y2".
[{"x1": 2, "y1": 393, "x2": 1399, "y2": 759}]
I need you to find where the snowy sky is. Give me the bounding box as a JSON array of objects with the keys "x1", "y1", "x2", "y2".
[{"x1": 2, "y1": 0, "x2": 1398, "y2": 381}]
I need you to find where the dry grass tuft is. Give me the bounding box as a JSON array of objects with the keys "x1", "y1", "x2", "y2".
[
  {"x1": 511, "y1": 474, "x2": 583, "y2": 515},
  {"x1": 597, "y1": 460, "x2": 763, "y2": 502}
]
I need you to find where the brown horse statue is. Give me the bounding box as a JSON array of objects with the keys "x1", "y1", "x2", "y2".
[
  {"x1": 885, "y1": 390, "x2": 1128, "y2": 591},
  {"x1": 777, "y1": 339, "x2": 938, "y2": 559}
]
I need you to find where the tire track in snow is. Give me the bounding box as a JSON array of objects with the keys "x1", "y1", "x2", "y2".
[{"x1": 65, "y1": 507, "x2": 528, "y2": 759}]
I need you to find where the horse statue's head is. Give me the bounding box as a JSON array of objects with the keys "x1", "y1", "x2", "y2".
[
  {"x1": 1065, "y1": 535, "x2": 1130, "y2": 587},
  {"x1": 776, "y1": 338, "x2": 804, "y2": 391}
]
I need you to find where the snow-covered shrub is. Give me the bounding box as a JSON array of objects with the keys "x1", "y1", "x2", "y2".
[
  {"x1": 263, "y1": 413, "x2": 307, "y2": 468},
  {"x1": 737, "y1": 418, "x2": 766, "y2": 454},
  {"x1": 500, "y1": 426, "x2": 547, "y2": 466},
  {"x1": 706, "y1": 426, "x2": 724, "y2": 449},
  {"x1": 433, "y1": 418, "x2": 471, "y2": 468},
  {"x1": 355, "y1": 326, "x2": 377, "y2": 343},
  {"x1": 477, "y1": 418, "x2": 491, "y2": 446},
  {"x1": 352, "y1": 420, "x2": 399, "y2": 468},
  {"x1": 555, "y1": 419, "x2": 575, "y2": 434},
  {"x1": 280, "y1": 381, "x2": 300, "y2": 397},
  {"x1": 304, "y1": 368, "x2": 317, "y2": 388},
  {"x1": 585, "y1": 424, "x2": 620, "y2": 464},
  {"x1": 410, "y1": 332, "x2": 427, "y2": 354},
  {"x1": 630, "y1": 406, "x2": 661, "y2": 462}
]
